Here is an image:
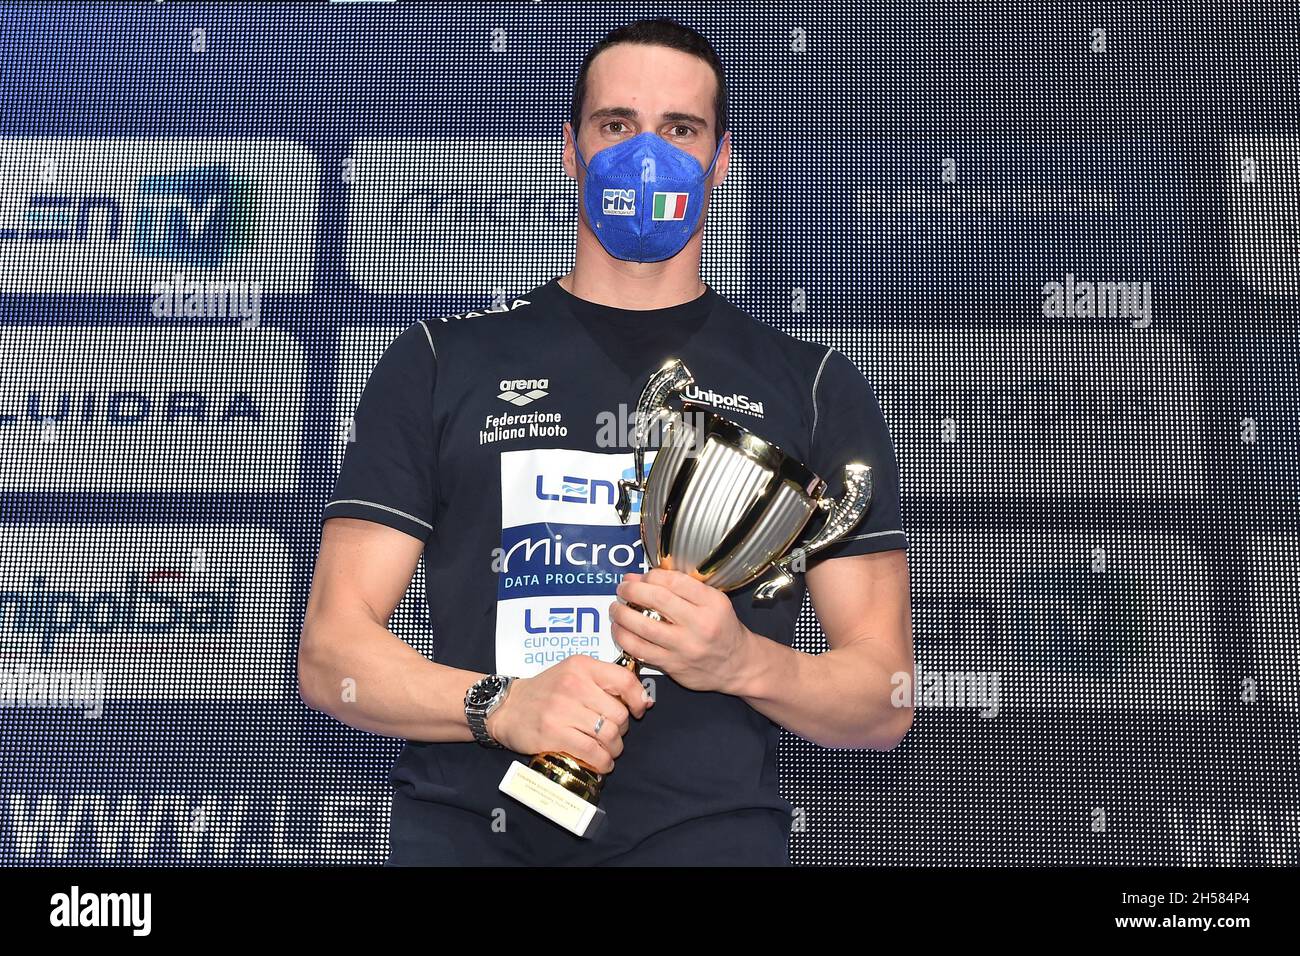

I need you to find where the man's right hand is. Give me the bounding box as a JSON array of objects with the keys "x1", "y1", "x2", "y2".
[{"x1": 485, "y1": 655, "x2": 654, "y2": 773}]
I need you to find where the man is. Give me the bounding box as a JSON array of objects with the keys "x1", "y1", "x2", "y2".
[{"x1": 298, "y1": 17, "x2": 914, "y2": 866}]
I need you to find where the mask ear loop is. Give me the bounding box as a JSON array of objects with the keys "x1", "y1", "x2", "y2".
[
  {"x1": 571, "y1": 120, "x2": 602, "y2": 177},
  {"x1": 701, "y1": 132, "x2": 726, "y2": 180}
]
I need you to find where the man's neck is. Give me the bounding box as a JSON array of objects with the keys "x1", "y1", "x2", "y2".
[{"x1": 558, "y1": 266, "x2": 707, "y2": 310}]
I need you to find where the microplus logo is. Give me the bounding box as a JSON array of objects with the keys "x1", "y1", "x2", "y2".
[
  {"x1": 498, "y1": 377, "x2": 549, "y2": 406},
  {"x1": 50, "y1": 885, "x2": 151, "y2": 936},
  {"x1": 681, "y1": 384, "x2": 765, "y2": 418},
  {"x1": 494, "y1": 532, "x2": 644, "y2": 577}
]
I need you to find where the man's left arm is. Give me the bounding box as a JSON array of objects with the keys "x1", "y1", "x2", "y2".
[
  {"x1": 612, "y1": 550, "x2": 914, "y2": 750},
  {"x1": 734, "y1": 549, "x2": 913, "y2": 749},
  {"x1": 610, "y1": 345, "x2": 913, "y2": 749}
]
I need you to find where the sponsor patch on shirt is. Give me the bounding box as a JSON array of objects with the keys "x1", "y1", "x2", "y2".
[{"x1": 495, "y1": 447, "x2": 662, "y2": 678}]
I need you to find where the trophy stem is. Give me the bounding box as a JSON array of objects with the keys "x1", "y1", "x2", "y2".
[{"x1": 613, "y1": 649, "x2": 643, "y2": 676}]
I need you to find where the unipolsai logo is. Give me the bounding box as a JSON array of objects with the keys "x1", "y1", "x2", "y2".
[
  {"x1": 1, "y1": 563, "x2": 239, "y2": 658},
  {"x1": 681, "y1": 383, "x2": 765, "y2": 419},
  {"x1": 135, "y1": 164, "x2": 255, "y2": 268}
]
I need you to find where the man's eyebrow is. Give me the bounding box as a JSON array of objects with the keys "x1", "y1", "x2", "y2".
[{"x1": 588, "y1": 106, "x2": 710, "y2": 129}]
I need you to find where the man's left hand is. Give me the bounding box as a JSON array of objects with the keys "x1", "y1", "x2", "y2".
[{"x1": 610, "y1": 568, "x2": 757, "y2": 695}]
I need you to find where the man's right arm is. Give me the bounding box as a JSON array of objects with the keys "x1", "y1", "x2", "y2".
[
  {"x1": 297, "y1": 517, "x2": 652, "y2": 769},
  {"x1": 305, "y1": 322, "x2": 649, "y2": 767},
  {"x1": 298, "y1": 516, "x2": 487, "y2": 743}
]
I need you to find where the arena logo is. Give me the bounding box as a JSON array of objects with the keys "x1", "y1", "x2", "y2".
[{"x1": 498, "y1": 376, "x2": 548, "y2": 405}]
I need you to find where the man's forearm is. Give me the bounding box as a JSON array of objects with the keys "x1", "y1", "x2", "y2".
[
  {"x1": 299, "y1": 605, "x2": 484, "y2": 742},
  {"x1": 730, "y1": 630, "x2": 912, "y2": 750}
]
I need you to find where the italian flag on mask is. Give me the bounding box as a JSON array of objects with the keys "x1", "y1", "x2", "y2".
[{"x1": 652, "y1": 192, "x2": 689, "y2": 221}]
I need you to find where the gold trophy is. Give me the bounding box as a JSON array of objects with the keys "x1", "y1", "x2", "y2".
[{"x1": 498, "y1": 358, "x2": 874, "y2": 836}]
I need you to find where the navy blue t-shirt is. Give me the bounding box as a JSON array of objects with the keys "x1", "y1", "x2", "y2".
[{"x1": 323, "y1": 276, "x2": 909, "y2": 865}]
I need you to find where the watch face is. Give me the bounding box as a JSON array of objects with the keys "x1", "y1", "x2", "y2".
[{"x1": 469, "y1": 675, "x2": 503, "y2": 706}]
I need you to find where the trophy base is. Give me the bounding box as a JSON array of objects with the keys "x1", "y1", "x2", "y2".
[{"x1": 499, "y1": 761, "x2": 607, "y2": 838}]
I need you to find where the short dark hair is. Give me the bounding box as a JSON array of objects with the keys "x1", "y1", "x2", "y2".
[{"x1": 569, "y1": 17, "x2": 729, "y2": 149}]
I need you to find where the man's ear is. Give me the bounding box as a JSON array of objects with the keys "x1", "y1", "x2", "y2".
[{"x1": 562, "y1": 121, "x2": 577, "y2": 181}]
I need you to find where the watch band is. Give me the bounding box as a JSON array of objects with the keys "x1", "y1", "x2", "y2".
[{"x1": 465, "y1": 674, "x2": 513, "y2": 748}]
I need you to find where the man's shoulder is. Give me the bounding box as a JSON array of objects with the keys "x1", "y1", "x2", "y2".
[
  {"x1": 424, "y1": 290, "x2": 548, "y2": 327},
  {"x1": 711, "y1": 292, "x2": 835, "y2": 375},
  {"x1": 425, "y1": 286, "x2": 552, "y2": 326},
  {"x1": 413, "y1": 282, "x2": 559, "y2": 352}
]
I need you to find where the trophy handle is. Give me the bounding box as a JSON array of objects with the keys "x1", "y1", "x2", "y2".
[
  {"x1": 753, "y1": 462, "x2": 875, "y2": 601},
  {"x1": 615, "y1": 358, "x2": 695, "y2": 524}
]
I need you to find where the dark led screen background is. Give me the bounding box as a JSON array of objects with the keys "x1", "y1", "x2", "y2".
[{"x1": 1, "y1": 3, "x2": 1298, "y2": 865}]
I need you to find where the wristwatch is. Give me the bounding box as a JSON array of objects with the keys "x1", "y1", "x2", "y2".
[{"x1": 464, "y1": 674, "x2": 514, "y2": 748}]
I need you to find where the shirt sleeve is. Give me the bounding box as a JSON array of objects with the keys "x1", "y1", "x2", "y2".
[
  {"x1": 322, "y1": 321, "x2": 438, "y2": 543},
  {"x1": 804, "y1": 346, "x2": 909, "y2": 564}
]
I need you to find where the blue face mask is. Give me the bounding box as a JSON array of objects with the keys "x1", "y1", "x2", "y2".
[{"x1": 574, "y1": 130, "x2": 725, "y2": 263}]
